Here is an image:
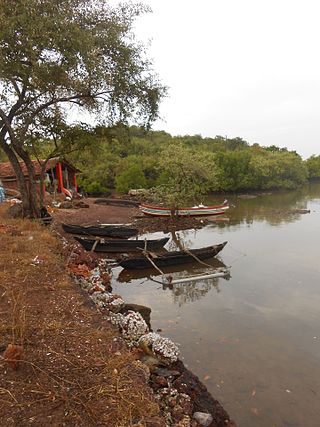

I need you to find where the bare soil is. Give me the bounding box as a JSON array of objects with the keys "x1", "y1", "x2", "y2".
[{"x1": 0, "y1": 205, "x2": 164, "y2": 427}]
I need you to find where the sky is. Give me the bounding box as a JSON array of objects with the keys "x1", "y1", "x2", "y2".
[{"x1": 127, "y1": 0, "x2": 320, "y2": 158}]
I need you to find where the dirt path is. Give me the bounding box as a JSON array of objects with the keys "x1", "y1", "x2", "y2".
[{"x1": 52, "y1": 197, "x2": 139, "y2": 226}]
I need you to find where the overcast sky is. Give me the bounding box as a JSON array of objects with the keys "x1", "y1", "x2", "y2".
[{"x1": 129, "y1": 0, "x2": 320, "y2": 158}]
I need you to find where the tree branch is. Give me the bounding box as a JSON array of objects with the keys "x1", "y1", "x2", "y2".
[
  {"x1": 0, "y1": 107, "x2": 16, "y2": 144},
  {"x1": 19, "y1": 90, "x2": 110, "y2": 139}
]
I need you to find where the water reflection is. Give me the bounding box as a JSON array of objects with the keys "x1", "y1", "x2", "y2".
[
  {"x1": 113, "y1": 183, "x2": 320, "y2": 427},
  {"x1": 164, "y1": 275, "x2": 230, "y2": 306},
  {"x1": 204, "y1": 184, "x2": 318, "y2": 228}
]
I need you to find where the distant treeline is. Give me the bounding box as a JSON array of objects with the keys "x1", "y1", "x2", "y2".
[
  {"x1": 1, "y1": 125, "x2": 320, "y2": 194},
  {"x1": 69, "y1": 125, "x2": 320, "y2": 194}
]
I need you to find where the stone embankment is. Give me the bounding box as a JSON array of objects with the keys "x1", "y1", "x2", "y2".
[{"x1": 66, "y1": 234, "x2": 236, "y2": 427}]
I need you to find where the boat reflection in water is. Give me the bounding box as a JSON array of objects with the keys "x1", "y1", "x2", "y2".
[{"x1": 116, "y1": 257, "x2": 230, "y2": 306}]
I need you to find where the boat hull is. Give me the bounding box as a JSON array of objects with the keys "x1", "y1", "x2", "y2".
[
  {"x1": 139, "y1": 203, "x2": 229, "y2": 217},
  {"x1": 62, "y1": 223, "x2": 138, "y2": 238},
  {"x1": 74, "y1": 236, "x2": 169, "y2": 252},
  {"x1": 119, "y1": 241, "x2": 227, "y2": 269}
]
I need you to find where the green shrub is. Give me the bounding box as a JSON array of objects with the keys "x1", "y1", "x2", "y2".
[{"x1": 115, "y1": 164, "x2": 147, "y2": 193}]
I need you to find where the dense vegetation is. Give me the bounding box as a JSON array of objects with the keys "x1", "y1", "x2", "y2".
[
  {"x1": 64, "y1": 125, "x2": 318, "y2": 198},
  {"x1": 1, "y1": 124, "x2": 319, "y2": 202}
]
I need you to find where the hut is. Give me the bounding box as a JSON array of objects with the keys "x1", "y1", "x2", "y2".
[{"x1": 0, "y1": 158, "x2": 80, "y2": 198}]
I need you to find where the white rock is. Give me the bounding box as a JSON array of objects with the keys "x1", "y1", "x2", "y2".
[
  {"x1": 109, "y1": 311, "x2": 149, "y2": 341},
  {"x1": 139, "y1": 332, "x2": 180, "y2": 363},
  {"x1": 193, "y1": 412, "x2": 213, "y2": 427}
]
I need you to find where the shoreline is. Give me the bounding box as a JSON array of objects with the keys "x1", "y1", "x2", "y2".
[
  {"x1": 53, "y1": 198, "x2": 237, "y2": 427},
  {"x1": 0, "y1": 200, "x2": 236, "y2": 426}
]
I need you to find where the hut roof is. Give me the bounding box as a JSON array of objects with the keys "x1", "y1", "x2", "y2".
[{"x1": 0, "y1": 158, "x2": 80, "y2": 179}]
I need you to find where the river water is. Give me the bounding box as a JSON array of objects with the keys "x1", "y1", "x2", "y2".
[{"x1": 112, "y1": 182, "x2": 320, "y2": 427}]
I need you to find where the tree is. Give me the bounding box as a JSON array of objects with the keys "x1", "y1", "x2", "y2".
[
  {"x1": 305, "y1": 155, "x2": 320, "y2": 179},
  {"x1": 115, "y1": 164, "x2": 147, "y2": 193},
  {"x1": 0, "y1": 0, "x2": 165, "y2": 217},
  {"x1": 215, "y1": 150, "x2": 253, "y2": 191},
  {"x1": 149, "y1": 142, "x2": 218, "y2": 206}
]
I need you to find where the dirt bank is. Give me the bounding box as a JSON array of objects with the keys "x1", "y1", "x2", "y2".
[{"x1": 0, "y1": 205, "x2": 164, "y2": 426}]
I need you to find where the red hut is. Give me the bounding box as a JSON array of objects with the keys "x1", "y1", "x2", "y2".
[{"x1": 0, "y1": 157, "x2": 80, "y2": 198}]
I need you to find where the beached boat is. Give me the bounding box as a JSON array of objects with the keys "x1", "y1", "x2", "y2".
[
  {"x1": 94, "y1": 198, "x2": 139, "y2": 207},
  {"x1": 62, "y1": 223, "x2": 138, "y2": 238},
  {"x1": 74, "y1": 236, "x2": 169, "y2": 252},
  {"x1": 119, "y1": 241, "x2": 227, "y2": 269},
  {"x1": 139, "y1": 201, "x2": 229, "y2": 217}
]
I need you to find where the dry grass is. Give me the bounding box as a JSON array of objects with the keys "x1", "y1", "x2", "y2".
[{"x1": 0, "y1": 204, "x2": 163, "y2": 426}]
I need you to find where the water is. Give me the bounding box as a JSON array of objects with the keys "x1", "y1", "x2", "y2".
[{"x1": 112, "y1": 182, "x2": 320, "y2": 427}]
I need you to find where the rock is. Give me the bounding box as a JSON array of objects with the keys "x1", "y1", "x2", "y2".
[
  {"x1": 122, "y1": 303, "x2": 152, "y2": 330},
  {"x1": 140, "y1": 354, "x2": 162, "y2": 371},
  {"x1": 138, "y1": 332, "x2": 180, "y2": 364},
  {"x1": 193, "y1": 412, "x2": 213, "y2": 427},
  {"x1": 90, "y1": 292, "x2": 124, "y2": 312},
  {"x1": 150, "y1": 374, "x2": 168, "y2": 389},
  {"x1": 153, "y1": 367, "x2": 181, "y2": 379},
  {"x1": 3, "y1": 344, "x2": 24, "y2": 370},
  {"x1": 74, "y1": 201, "x2": 89, "y2": 208},
  {"x1": 59, "y1": 201, "x2": 73, "y2": 209},
  {"x1": 172, "y1": 363, "x2": 231, "y2": 426},
  {"x1": 128, "y1": 188, "x2": 146, "y2": 196},
  {"x1": 7, "y1": 203, "x2": 23, "y2": 218},
  {"x1": 109, "y1": 311, "x2": 149, "y2": 341}
]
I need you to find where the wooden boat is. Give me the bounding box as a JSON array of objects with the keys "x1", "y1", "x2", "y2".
[
  {"x1": 139, "y1": 202, "x2": 229, "y2": 217},
  {"x1": 117, "y1": 257, "x2": 227, "y2": 282},
  {"x1": 119, "y1": 241, "x2": 227, "y2": 269},
  {"x1": 94, "y1": 198, "x2": 140, "y2": 207},
  {"x1": 62, "y1": 223, "x2": 138, "y2": 238},
  {"x1": 74, "y1": 236, "x2": 170, "y2": 252}
]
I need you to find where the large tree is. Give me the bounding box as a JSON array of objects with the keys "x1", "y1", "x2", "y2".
[{"x1": 0, "y1": 0, "x2": 165, "y2": 217}]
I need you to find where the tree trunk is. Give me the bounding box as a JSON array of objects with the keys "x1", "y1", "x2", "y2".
[
  {"x1": 0, "y1": 141, "x2": 40, "y2": 218},
  {"x1": 16, "y1": 149, "x2": 40, "y2": 218}
]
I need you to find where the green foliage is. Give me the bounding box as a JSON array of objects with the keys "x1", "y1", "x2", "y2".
[
  {"x1": 78, "y1": 179, "x2": 109, "y2": 194},
  {"x1": 115, "y1": 164, "x2": 147, "y2": 193},
  {"x1": 215, "y1": 151, "x2": 253, "y2": 191},
  {"x1": 148, "y1": 142, "x2": 218, "y2": 206},
  {"x1": 56, "y1": 125, "x2": 312, "y2": 197},
  {"x1": 305, "y1": 155, "x2": 320, "y2": 179},
  {"x1": 249, "y1": 152, "x2": 308, "y2": 190},
  {"x1": 22, "y1": 122, "x2": 313, "y2": 197}
]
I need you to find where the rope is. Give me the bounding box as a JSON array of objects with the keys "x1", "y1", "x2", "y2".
[
  {"x1": 91, "y1": 238, "x2": 99, "y2": 252},
  {"x1": 141, "y1": 238, "x2": 166, "y2": 276}
]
